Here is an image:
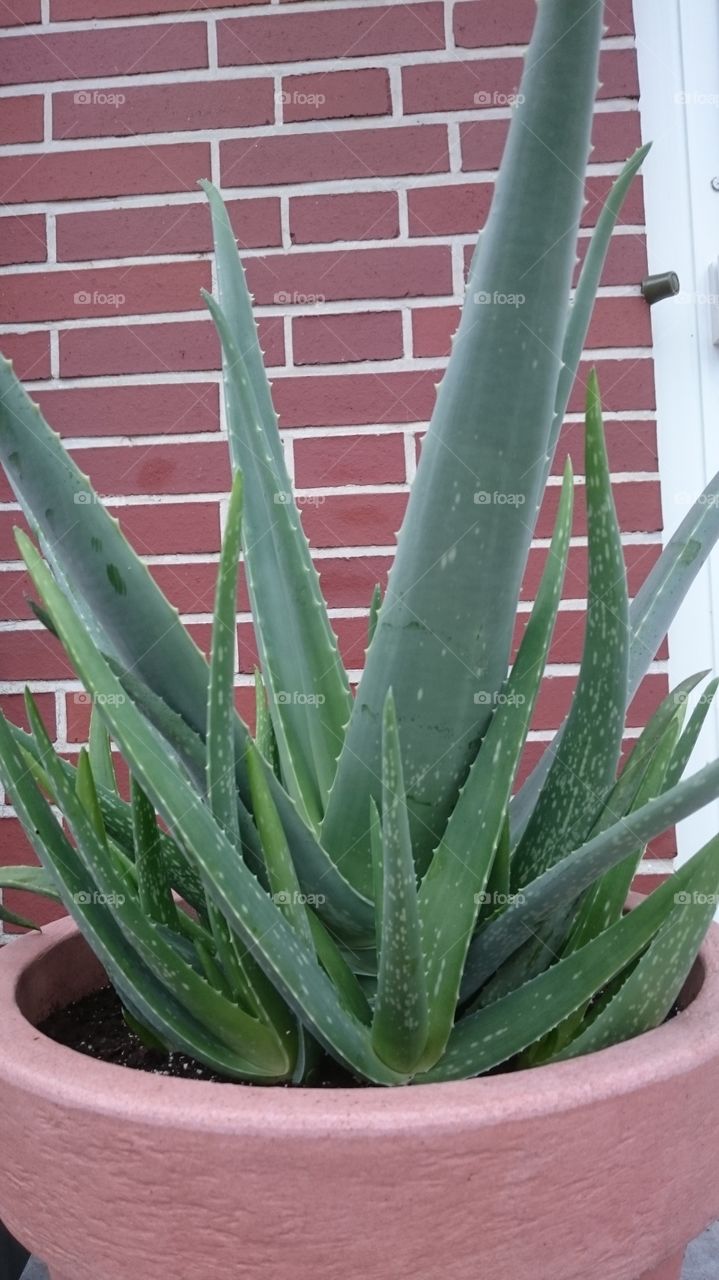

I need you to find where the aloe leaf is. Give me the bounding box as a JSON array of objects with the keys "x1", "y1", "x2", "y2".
[
  {"x1": 512, "y1": 373, "x2": 629, "y2": 887},
  {"x1": 131, "y1": 779, "x2": 178, "y2": 929},
  {"x1": 423, "y1": 835, "x2": 719, "y2": 1082},
  {"x1": 307, "y1": 911, "x2": 371, "y2": 1025},
  {"x1": 246, "y1": 738, "x2": 314, "y2": 950},
  {"x1": 207, "y1": 471, "x2": 243, "y2": 841},
  {"x1": 321, "y1": 0, "x2": 605, "y2": 893},
  {"x1": 202, "y1": 181, "x2": 352, "y2": 820},
  {"x1": 513, "y1": 469, "x2": 719, "y2": 841},
  {"x1": 88, "y1": 707, "x2": 116, "y2": 795},
  {"x1": 417, "y1": 462, "x2": 574, "y2": 1065},
  {"x1": 76, "y1": 748, "x2": 107, "y2": 842},
  {"x1": 18, "y1": 531, "x2": 402, "y2": 1083},
  {"x1": 0, "y1": 865, "x2": 61, "y2": 929},
  {"x1": 371, "y1": 692, "x2": 427, "y2": 1074},
  {"x1": 368, "y1": 584, "x2": 382, "y2": 646},
  {"x1": 0, "y1": 357, "x2": 368, "y2": 938},
  {"x1": 552, "y1": 846, "x2": 719, "y2": 1062},
  {"x1": 547, "y1": 146, "x2": 651, "y2": 470},
  {"x1": 463, "y1": 745, "x2": 719, "y2": 998},
  {"x1": 254, "y1": 668, "x2": 280, "y2": 777},
  {"x1": 0, "y1": 712, "x2": 283, "y2": 1078},
  {"x1": 26, "y1": 690, "x2": 293, "y2": 1074},
  {"x1": 664, "y1": 677, "x2": 719, "y2": 789}
]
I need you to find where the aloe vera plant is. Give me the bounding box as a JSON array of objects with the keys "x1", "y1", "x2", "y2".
[{"x1": 2, "y1": 0, "x2": 719, "y2": 1086}]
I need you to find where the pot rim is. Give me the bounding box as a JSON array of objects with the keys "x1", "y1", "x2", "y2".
[{"x1": 2, "y1": 915, "x2": 719, "y2": 1137}]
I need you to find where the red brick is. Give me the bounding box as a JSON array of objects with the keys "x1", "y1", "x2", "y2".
[
  {"x1": 454, "y1": 0, "x2": 634, "y2": 48},
  {"x1": 221, "y1": 125, "x2": 449, "y2": 188},
  {"x1": 0, "y1": 819, "x2": 65, "y2": 933},
  {"x1": 294, "y1": 433, "x2": 406, "y2": 487},
  {"x1": 403, "y1": 51, "x2": 637, "y2": 115},
  {"x1": 0, "y1": 23, "x2": 207, "y2": 86},
  {"x1": 298, "y1": 492, "x2": 407, "y2": 549},
  {"x1": 273, "y1": 371, "x2": 439, "y2": 428},
  {"x1": 536, "y1": 479, "x2": 662, "y2": 539},
  {"x1": 460, "y1": 233, "x2": 647, "y2": 290},
  {"x1": 333, "y1": 615, "x2": 371, "y2": 671},
  {"x1": 111, "y1": 500, "x2": 220, "y2": 556},
  {"x1": 0, "y1": 692, "x2": 55, "y2": 738},
  {"x1": 3, "y1": 261, "x2": 210, "y2": 324},
  {"x1": 409, "y1": 182, "x2": 493, "y2": 237},
  {"x1": 148, "y1": 562, "x2": 218, "y2": 616},
  {"x1": 0, "y1": 628, "x2": 74, "y2": 679},
  {"x1": 35, "y1": 383, "x2": 218, "y2": 440},
  {"x1": 0, "y1": 569, "x2": 38, "y2": 621},
  {"x1": 416, "y1": 176, "x2": 645, "y2": 239},
  {"x1": 281, "y1": 68, "x2": 390, "y2": 123},
  {"x1": 460, "y1": 110, "x2": 642, "y2": 172},
  {"x1": 521, "y1": 543, "x2": 662, "y2": 603},
  {"x1": 413, "y1": 298, "x2": 651, "y2": 359},
  {"x1": 0, "y1": 512, "x2": 31, "y2": 561},
  {"x1": 570, "y1": 359, "x2": 655, "y2": 413},
  {"x1": 51, "y1": 0, "x2": 264, "y2": 15},
  {"x1": 219, "y1": 5, "x2": 444, "y2": 67},
  {"x1": 290, "y1": 191, "x2": 399, "y2": 245},
  {"x1": 247, "y1": 246, "x2": 451, "y2": 306},
  {"x1": 69, "y1": 441, "x2": 231, "y2": 497},
  {"x1": 0, "y1": 142, "x2": 210, "y2": 204},
  {"x1": 532, "y1": 673, "x2": 667, "y2": 734},
  {"x1": 59, "y1": 316, "x2": 283, "y2": 377},
  {"x1": 293, "y1": 311, "x2": 404, "y2": 365},
  {"x1": 412, "y1": 305, "x2": 460, "y2": 358},
  {"x1": 0, "y1": 331, "x2": 50, "y2": 381},
  {"x1": 53, "y1": 78, "x2": 274, "y2": 140},
  {"x1": 554, "y1": 418, "x2": 658, "y2": 475},
  {"x1": 0, "y1": 94, "x2": 43, "y2": 142},
  {"x1": 0, "y1": 213, "x2": 46, "y2": 265},
  {"x1": 0, "y1": 0, "x2": 40, "y2": 23},
  {"x1": 56, "y1": 197, "x2": 281, "y2": 262},
  {"x1": 314, "y1": 555, "x2": 393, "y2": 608}
]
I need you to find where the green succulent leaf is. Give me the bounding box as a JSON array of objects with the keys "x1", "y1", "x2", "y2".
[
  {"x1": 18, "y1": 530, "x2": 402, "y2": 1084},
  {"x1": 203, "y1": 180, "x2": 352, "y2": 825},
  {"x1": 207, "y1": 471, "x2": 244, "y2": 842},
  {"x1": 423, "y1": 834, "x2": 719, "y2": 1082},
  {"x1": 512, "y1": 372, "x2": 629, "y2": 887},
  {"x1": 321, "y1": 0, "x2": 605, "y2": 893},
  {"x1": 371, "y1": 691, "x2": 428, "y2": 1074},
  {"x1": 418, "y1": 460, "x2": 574, "y2": 1065}
]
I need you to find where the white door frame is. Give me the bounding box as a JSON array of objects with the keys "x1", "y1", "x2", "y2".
[{"x1": 634, "y1": 0, "x2": 719, "y2": 863}]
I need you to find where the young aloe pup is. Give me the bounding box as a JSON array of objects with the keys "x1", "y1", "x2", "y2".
[{"x1": 1, "y1": 0, "x2": 719, "y2": 1085}]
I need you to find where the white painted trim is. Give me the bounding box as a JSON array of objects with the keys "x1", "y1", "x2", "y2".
[{"x1": 634, "y1": 0, "x2": 719, "y2": 861}]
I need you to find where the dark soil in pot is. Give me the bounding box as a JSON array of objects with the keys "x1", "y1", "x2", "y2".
[{"x1": 38, "y1": 986, "x2": 360, "y2": 1087}]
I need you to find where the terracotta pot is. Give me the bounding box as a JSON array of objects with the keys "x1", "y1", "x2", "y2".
[{"x1": 1, "y1": 918, "x2": 718, "y2": 1280}]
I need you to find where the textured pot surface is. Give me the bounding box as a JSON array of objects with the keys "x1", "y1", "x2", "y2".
[{"x1": 1, "y1": 919, "x2": 719, "y2": 1280}]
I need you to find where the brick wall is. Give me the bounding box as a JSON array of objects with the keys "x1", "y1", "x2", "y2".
[{"x1": 0, "y1": 0, "x2": 667, "y2": 927}]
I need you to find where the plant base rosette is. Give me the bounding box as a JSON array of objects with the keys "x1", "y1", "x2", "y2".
[{"x1": 1, "y1": 918, "x2": 717, "y2": 1280}]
